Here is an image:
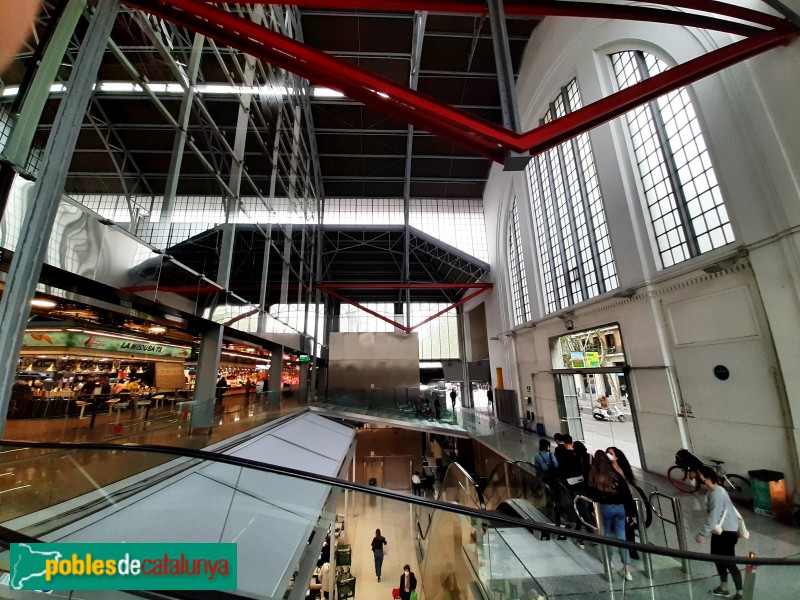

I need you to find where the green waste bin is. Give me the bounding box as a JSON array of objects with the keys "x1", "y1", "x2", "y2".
[{"x1": 748, "y1": 469, "x2": 785, "y2": 516}]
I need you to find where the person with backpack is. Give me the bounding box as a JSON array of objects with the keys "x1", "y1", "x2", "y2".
[{"x1": 534, "y1": 439, "x2": 558, "y2": 477}]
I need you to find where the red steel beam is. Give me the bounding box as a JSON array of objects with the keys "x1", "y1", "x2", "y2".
[
  {"x1": 514, "y1": 27, "x2": 795, "y2": 153},
  {"x1": 408, "y1": 287, "x2": 490, "y2": 332},
  {"x1": 222, "y1": 0, "x2": 779, "y2": 36},
  {"x1": 317, "y1": 283, "x2": 493, "y2": 333},
  {"x1": 320, "y1": 287, "x2": 413, "y2": 332},
  {"x1": 316, "y1": 283, "x2": 493, "y2": 290},
  {"x1": 128, "y1": 0, "x2": 797, "y2": 163},
  {"x1": 128, "y1": 0, "x2": 506, "y2": 160}
]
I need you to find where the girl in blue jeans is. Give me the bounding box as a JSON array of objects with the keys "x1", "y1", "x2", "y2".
[
  {"x1": 588, "y1": 450, "x2": 634, "y2": 580},
  {"x1": 371, "y1": 529, "x2": 387, "y2": 582}
]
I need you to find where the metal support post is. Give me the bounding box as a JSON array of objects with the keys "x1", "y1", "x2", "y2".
[
  {"x1": 0, "y1": 0, "x2": 120, "y2": 437},
  {"x1": 487, "y1": 0, "x2": 530, "y2": 171},
  {"x1": 673, "y1": 495, "x2": 691, "y2": 574},
  {"x1": 635, "y1": 498, "x2": 654, "y2": 579},
  {"x1": 257, "y1": 230, "x2": 272, "y2": 333},
  {"x1": 742, "y1": 552, "x2": 757, "y2": 600},
  {"x1": 160, "y1": 33, "x2": 204, "y2": 222},
  {"x1": 3, "y1": 0, "x2": 86, "y2": 169}
]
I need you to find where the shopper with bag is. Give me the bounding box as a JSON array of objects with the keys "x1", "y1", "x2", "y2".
[
  {"x1": 371, "y1": 528, "x2": 387, "y2": 582},
  {"x1": 398, "y1": 564, "x2": 417, "y2": 600},
  {"x1": 695, "y1": 465, "x2": 746, "y2": 600}
]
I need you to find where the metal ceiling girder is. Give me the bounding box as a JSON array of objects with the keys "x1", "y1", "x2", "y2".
[
  {"x1": 126, "y1": 0, "x2": 796, "y2": 165},
  {"x1": 215, "y1": 0, "x2": 784, "y2": 36},
  {"x1": 316, "y1": 283, "x2": 492, "y2": 333}
]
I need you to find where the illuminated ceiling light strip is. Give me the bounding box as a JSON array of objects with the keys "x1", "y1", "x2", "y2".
[{"x1": 2, "y1": 81, "x2": 337, "y2": 98}]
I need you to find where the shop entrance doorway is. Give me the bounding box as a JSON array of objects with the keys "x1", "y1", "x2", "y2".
[
  {"x1": 554, "y1": 371, "x2": 641, "y2": 468},
  {"x1": 551, "y1": 323, "x2": 643, "y2": 468}
]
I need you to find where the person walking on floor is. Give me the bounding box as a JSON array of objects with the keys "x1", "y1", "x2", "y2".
[
  {"x1": 411, "y1": 471, "x2": 422, "y2": 496},
  {"x1": 371, "y1": 528, "x2": 387, "y2": 582},
  {"x1": 486, "y1": 387, "x2": 493, "y2": 411},
  {"x1": 450, "y1": 387, "x2": 457, "y2": 412},
  {"x1": 695, "y1": 465, "x2": 744, "y2": 600},
  {"x1": 587, "y1": 450, "x2": 634, "y2": 580},
  {"x1": 434, "y1": 396, "x2": 442, "y2": 420},
  {"x1": 398, "y1": 564, "x2": 417, "y2": 600}
]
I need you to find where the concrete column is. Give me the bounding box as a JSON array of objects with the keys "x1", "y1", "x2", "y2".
[
  {"x1": 0, "y1": 0, "x2": 120, "y2": 437},
  {"x1": 457, "y1": 306, "x2": 473, "y2": 408},
  {"x1": 190, "y1": 322, "x2": 224, "y2": 433},
  {"x1": 269, "y1": 347, "x2": 284, "y2": 395},
  {"x1": 298, "y1": 360, "x2": 310, "y2": 402}
]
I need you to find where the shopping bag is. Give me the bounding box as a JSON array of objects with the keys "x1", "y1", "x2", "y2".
[
  {"x1": 410, "y1": 592, "x2": 418, "y2": 600},
  {"x1": 392, "y1": 589, "x2": 400, "y2": 599},
  {"x1": 736, "y1": 510, "x2": 750, "y2": 539}
]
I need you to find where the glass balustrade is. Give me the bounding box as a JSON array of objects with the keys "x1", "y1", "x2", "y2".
[{"x1": 0, "y1": 442, "x2": 797, "y2": 600}]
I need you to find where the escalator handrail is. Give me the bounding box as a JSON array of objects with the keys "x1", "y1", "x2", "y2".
[
  {"x1": 483, "y1": 459, "x2": 564, "y2": 525},
  {"x1": 439, "y1": 461, "x2": 486, "y2": 510},
  {"x1": 0, "y1": 439, "x2": 797, "y2": 567}
]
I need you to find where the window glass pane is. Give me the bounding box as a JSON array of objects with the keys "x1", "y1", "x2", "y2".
[
  {"x1": 509, "y1": 199, "x2": 531, "y2": 325},
  {"x1": 525, "y1": 79, "x2": 617, "y2": 315},
  {"x1": 611, "y1": 50, "x2": 733, "y2": 267}
]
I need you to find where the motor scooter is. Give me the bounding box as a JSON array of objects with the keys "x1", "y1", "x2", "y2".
[{"x1": 592, "y1": 404, "x2": 626, "y2": 422}]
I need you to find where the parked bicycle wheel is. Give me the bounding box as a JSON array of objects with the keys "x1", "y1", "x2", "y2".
[
  {"x1": 721, "y1": 473, "x2": 753, "y2": 505},
  {"x1": 667, "y1": 465, "x2": 699, "y2": 493}
]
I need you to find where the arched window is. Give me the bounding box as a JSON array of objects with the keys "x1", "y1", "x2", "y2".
[
  {"x1": 526, "y1": 79, "x2": 617, "y2": 314},
  {"x1": 508, "y1": 198, "x2": 531, "y2": 325},
  {"x1": 611, "y1": 50, "x2": 733, "y2": 268}
]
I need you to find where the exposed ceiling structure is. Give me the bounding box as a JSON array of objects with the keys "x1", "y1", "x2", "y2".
[
  {"x1": 300, "y1": 9, "x2": 537, "y2": 198},
  {"x1": 154, "y1": 224, "x2": 490, "y2": 307}
]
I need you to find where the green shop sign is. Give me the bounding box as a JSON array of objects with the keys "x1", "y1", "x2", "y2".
[{"x1": 24, "y1": 331, "x2": 190, "y2": 359}]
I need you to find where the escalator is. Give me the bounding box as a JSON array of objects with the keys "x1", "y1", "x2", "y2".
[{"x1": 0, "y1": 439, "x2": 797, "y2": 600}]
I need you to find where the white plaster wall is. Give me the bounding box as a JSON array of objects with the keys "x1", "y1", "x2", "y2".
[{"x1": 479, "y1": 14, "x2": 800, "y2": 487}]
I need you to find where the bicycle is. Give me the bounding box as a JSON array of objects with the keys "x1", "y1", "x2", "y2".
[{"x1": 667, "y1": 458, "x2": 752, "y2": 504}]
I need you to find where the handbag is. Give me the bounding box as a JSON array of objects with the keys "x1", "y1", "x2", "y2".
[{"x1": 735, "y1": 509, "x2": 750, "y2": 539}]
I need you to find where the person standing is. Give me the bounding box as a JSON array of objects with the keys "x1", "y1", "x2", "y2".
[
  {"x1": 695, "y1": 465, "x2": 743, "y2": 600},
  {"x1": 215, "y1": 376, "x2": 228, "y2": 403},
  {"x1": 434, "y1": 396, "x2": 442, "y2": 420},
  {"x1": 318, "y1": 562, "x2": 332, "y2": 599},
  {"x1": 450, "y1": 387, "x2": 457, "y2": 412},
  {"x1": 534, "y1": 439, "x2": 558, "y2": 478},
  {"x1": 486, "y1": 387, "x2": 493, "y2": 410},
  {"x1": 607, "y1": 446, "x2": 640, "y2": 559},
  {"x1": 587, "y1": 450, "x2": 634, "y2": 580},
  {"x1": 398, "y1": 564, "x2": 417, "y2": 600},
  {"x1": 371, "y1": 528, "x2": 387, "y2": 582},
  {"x1": 411, "y1": 471, "x2": 422, "y2": 496}
]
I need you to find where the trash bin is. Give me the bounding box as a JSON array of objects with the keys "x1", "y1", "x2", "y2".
[
  {"x1": 748, "y1": 469, "x2": 788, "y2": 516},
  {"x1": 536, "y1": 423, "x2": 546, "y2": 436}
]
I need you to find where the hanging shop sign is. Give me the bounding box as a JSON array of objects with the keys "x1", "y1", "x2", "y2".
[{"x1": 24, "y1": 331, "x2": 190, "y2": 359}]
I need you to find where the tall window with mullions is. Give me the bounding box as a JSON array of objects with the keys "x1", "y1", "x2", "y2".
[
  {"x1": 611, "y1": 50, "x2": 734, "y2": 268},
  {"x1": 527, "y1": 79, "x2": 617, "y2": 314},
  {"x1": 508, "y1": 198, "x2": 531, "y2": 325}
]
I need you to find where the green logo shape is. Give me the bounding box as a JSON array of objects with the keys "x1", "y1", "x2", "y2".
[{"x1": 10, "y1": 543, "x2": 237, "y2": 591}]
